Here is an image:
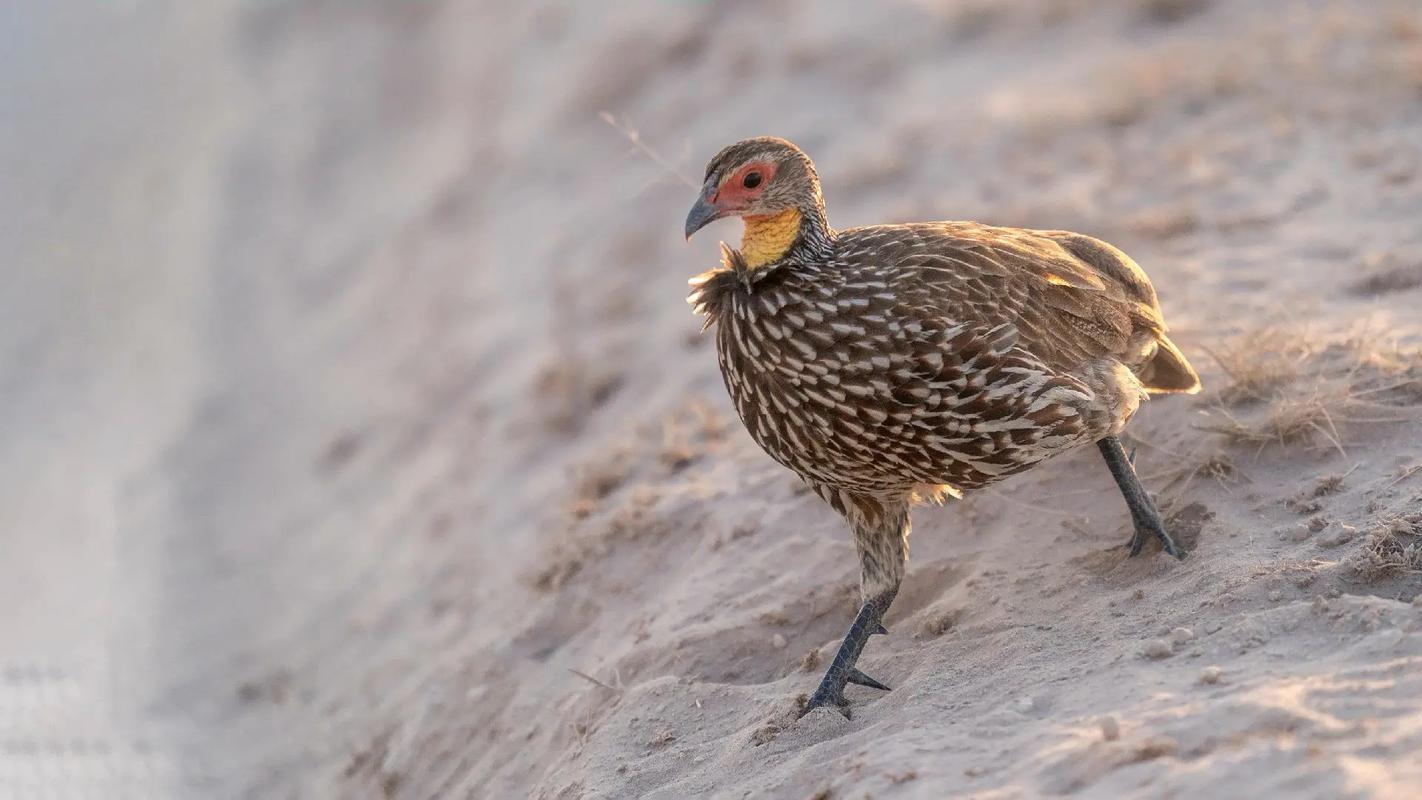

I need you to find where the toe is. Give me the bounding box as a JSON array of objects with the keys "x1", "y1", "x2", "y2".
[
  {"x1": 845, "y1": 668, "x2": 890, "y2": 692},
  {"x1": 1127, "y1": 531, "x2": 1147, "y2": 556}
]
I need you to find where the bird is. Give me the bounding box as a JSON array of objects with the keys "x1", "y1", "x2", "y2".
[{"x1": 682, "y1": 136, "x2": 1201, "y2": 718}]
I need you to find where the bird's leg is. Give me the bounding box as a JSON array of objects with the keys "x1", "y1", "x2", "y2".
[
  {"x1": 1097, "y1": 436, "x2": 1183, "y2": 558},
  {"x1": 802, "y1": 501, "x2": 908, "y2": 718}
]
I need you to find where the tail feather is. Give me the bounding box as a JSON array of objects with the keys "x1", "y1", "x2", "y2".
[{"x1": 1139, "y1": 336, "x2": 1201, "y2": 395}]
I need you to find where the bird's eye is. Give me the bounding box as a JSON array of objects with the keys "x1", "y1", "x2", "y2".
[{"x1": 742, "y1": 171, "x2": 762, "y2": 189}]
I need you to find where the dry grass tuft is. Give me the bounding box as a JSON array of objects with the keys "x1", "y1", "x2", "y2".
[
  {"x1": 1147, "y1": 449, "x2": 1239, "y2": 493},
  {"x1": 921, "y1": 608, "x2": 960, "y2": 637},
  {"x1": 1205, "y1": 328, "x2": 1312, "y2": 405},
  {"x1": 1350, "y1": 513, "x2": 1422, "y2": 582},
  {"x1": 1311, "y1": 472, "x2": 1350, "y2": 497},
  {"x1": 798, "y1": 648, "x2": 823, "y2": 673},
  {"x1": 1198, "y1": 328, "x2": 1422, "y2": 454}
]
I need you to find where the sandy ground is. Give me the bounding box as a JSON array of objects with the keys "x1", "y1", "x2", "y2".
[{"x1": 5, "y1": 0, "x2": 1422, "y2": 797}]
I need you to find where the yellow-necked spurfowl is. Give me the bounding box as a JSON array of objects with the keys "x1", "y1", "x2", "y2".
[{"x1": 684, "y1": 137, "x2": 1200, "y2": 717}]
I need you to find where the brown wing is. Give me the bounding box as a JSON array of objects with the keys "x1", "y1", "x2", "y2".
[{"x1": 832, "y1": 221, "x2": 1170, "y2": 377}]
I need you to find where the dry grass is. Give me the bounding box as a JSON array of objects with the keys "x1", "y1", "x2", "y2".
[
  {"x1": 921, "y1": 608, "x2": 960, "y2": 637},
  {"x1": 798, "y1": 648, "x2": 823, "y2": 673},
  {"x1": 1203, "y1": 328, "x2": 1313, "y2": 405},
  {"x1": 1197, "y1": 328, "x2": 1422, "y2": 455},
  {"x1": 1350, "y1": 513, "x2": 1422, "y2": 582},
  {"x1": 1144, "y1": 449, "x2": 1240, "y2": 494}
]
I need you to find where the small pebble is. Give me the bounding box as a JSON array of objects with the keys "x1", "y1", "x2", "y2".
[
  {"x1": 1142, "y1": 639, "x2": 1172, "y2": 659},
  {"x1": 1268, "y1": 590, "x2": 1283, "y2": 602},
  {"x1": 1100, "y1": 715, "x2": 1121, "y2": 741},
  {"x1": 1199, "y1": 666, "x2": 1223, "y2": 685},
  {"x1": 1170, "y1": 627, "x2": 1195, "y2": 646},
  {"x1": 771, "y1": 634, "x2": 788, "y2": 649},
  {"x1": 1290, "y1": 525, "x2": 1312, "y2": 542},
  {"x1": 1312, "y1": 596, "x2": 1329, "y2": 613},
  {"x1": 1412, "y1": 595, "x2": 1422, "y2": 608},
  {"x1": 1014, "y1": 696, "x2": 1035, "y2": 713}
]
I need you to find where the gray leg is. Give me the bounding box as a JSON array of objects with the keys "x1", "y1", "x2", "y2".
[
  {"x1": 803, "y1": 592, "x2": 894, "y2": 715},
  {"x1": 1097, "y1": 436, "x2": 1183, "y2": 558},
  {"x1": 802, "y1": 499, "x2": 908, "y2": 718}
]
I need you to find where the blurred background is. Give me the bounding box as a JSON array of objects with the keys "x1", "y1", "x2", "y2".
[{"x1": 4, "y1": 1, "x2": 1421, "y2": 797}]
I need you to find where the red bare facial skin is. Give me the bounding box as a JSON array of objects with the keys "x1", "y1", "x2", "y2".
[{"x1": 711, "y1": 161, "x2": 778, "y2": 212}]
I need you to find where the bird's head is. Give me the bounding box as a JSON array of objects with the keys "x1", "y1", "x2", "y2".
[{"x1": 684, "y1": 137, "x2": 826, "y2": 268}]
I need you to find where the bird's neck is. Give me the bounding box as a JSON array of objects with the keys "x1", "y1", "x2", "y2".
[
  {"x1": 739, "y1": 205, "x2": 832, "y2": 270},
  {"x1": 740, "y1": 209, "x2": 803, "y2": 269}
]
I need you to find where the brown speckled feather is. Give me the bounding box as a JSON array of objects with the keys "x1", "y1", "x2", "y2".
[
  {"x1": 691, "y1": 229, "x2": 1134, "y2": 500},
  {"x1": 688, "y1": 217, "x2": 1203, "y2": 502},
  {"x1": 832, "y1": 222, "x2": 1170, "y2": 378}
]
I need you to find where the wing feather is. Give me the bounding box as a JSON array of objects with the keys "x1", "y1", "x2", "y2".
[{"x1": 835, "y1": 221, "x2": 1171, "y2": 376}]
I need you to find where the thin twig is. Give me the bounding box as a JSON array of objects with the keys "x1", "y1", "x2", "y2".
[
  {"x1": 1385, "y1": 463, "x2": 1422, "y2": 490},
  {"x1": 599, "y1": 111, "x2": 698, "y2": 189},
  {"x1": 983, "y1": 488, "x2": 1079, "y2": 517},
  {"x1": 568, "y1": 668, "x2": 623, "y2": 693}
]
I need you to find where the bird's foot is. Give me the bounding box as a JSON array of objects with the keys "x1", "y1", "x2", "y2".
[
  {"x1": 1099, "y1": 436, "x2": 1185, "y2": 560},
  {"x1": 1126, "y1": 511, "x2": 1182, "y2": 559},
  {"x1": 799, "y1": 605, "x2": 891, "y2": 720},
  {"x1": 803, "y1": 667, "x2": 891, "y2": 717},
  {"x1": 803, "y1": 679, "x2": 850, "y2": 716}
]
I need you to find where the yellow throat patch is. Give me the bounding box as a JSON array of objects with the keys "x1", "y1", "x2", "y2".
[{"x1": 739, "y1": 209, "x2": 801, "y2": 268}]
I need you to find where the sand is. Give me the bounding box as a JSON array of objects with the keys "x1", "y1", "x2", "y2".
[{"x1": 5, "y1": 0, "x2": 1422, "y2": 797}]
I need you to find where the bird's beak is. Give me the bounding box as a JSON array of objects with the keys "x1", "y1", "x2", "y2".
[{"x1": 684, "y1": 182, "x2": 725, "y2": 241}]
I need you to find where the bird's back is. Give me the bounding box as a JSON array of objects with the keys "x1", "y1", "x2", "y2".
[{"x1": 830, "y1": 221, "x2": 1200, "y2": 393}]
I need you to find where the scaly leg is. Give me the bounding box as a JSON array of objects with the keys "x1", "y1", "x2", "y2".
[
  {"x1": 803, "y1": 498, "x2": 908, "y2": 718},
  {"x1": 1097, "y1": 436, "x2": 1183, "y2": 558}
]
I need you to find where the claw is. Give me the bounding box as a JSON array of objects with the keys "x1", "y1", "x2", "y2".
[
  {"x1": 1126, "y1": 520, "x2": 1183, "y2": 559},
  {"x1": 1127, "y1": 528, "x2": 1146, "y2": 557},
  {"x1": 845, "y1": 668, "x2": 891, "y2": 692},
  {"x1": 1159, "y1": 531, "x2": 1183, "y2": 559}
]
